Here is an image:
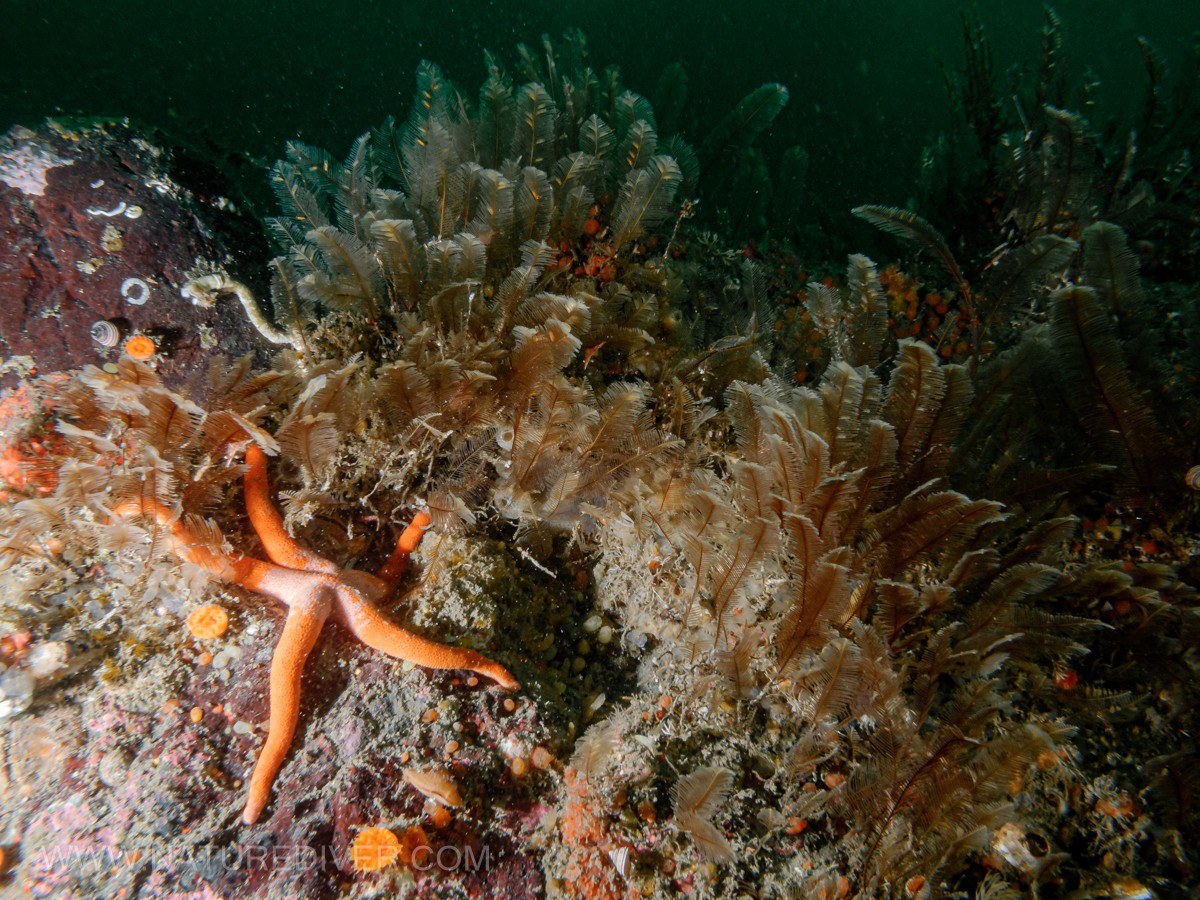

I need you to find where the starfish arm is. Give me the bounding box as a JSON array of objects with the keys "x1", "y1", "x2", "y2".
[
  {"x1": 110, "y1": 498, "x2": 259, "y2": 582},
  {"x1": 109, "y1": 497, "x2": 325, "y2": 610},
  {"x1": 244, "y1": 444, "x2": 338, "y2": 574},
  {"x1": 109, "y1": 498, "x2": 213, "y2": 562},
  {"x1": 339, "y1": 587, "x2": 520, "y2": 690},
  {"x1": 118, "y1": 455, "x2": 520, "y2": 829},
  {"x1": 242, "y1": 584, "x2": 335, "y2": 825},
  {"x1": 376, "y1": 511, "x2": 432, "y2": 586}
]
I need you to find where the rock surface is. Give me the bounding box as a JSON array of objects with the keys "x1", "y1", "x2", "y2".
[{"x1": 0, "y1": 120, "x2": 271, "y2": 397}]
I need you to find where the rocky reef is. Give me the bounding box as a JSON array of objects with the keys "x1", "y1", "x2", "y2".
[{"x1": 0, "y1": 20, "x2": 1197, "y2": 900}]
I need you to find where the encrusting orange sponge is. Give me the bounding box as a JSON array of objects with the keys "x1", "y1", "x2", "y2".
[
  {"x1": 186, "y1": 604, "x2": 229, "y2": 639},
  {"x1": 351, "y1": 826, "x2": 401, "y2": 872}
]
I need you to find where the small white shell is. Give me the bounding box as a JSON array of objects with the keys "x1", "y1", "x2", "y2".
[
  {"x1": 1187, "y1": 464, "x2": 1200, "y2": 491},
  {"x1": 121, "y1": 277, "x2": 151, "y2": 305},
  {"x1": 495, "y1": 424, "x2": 515, "y2": 453},
  {"x1": 123, "y1": 205, "x2": 143, "y2": 219},
  {"x1": 90, "y1": 319, "x2": 121, "y2": 347},
  {"x1": 608, "y1": 845, "x2": 631, "y2": 879}
]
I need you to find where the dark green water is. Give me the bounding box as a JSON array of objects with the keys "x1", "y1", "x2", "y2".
[{"x1": 1, "y1": 1, "x2": 1196, "y2": 221}]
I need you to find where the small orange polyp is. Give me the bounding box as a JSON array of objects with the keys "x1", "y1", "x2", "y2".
[
  {"x1": 123, "y1": 334, "x2": 157, "y2": 360},
  {"x1": 351, "y1": 826, "x2": 401, "y2": 872},
  {"x1": 187, "y1": 604, "x2": 229, "y2": 639}
]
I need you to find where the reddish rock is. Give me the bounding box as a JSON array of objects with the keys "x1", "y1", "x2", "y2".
[{"x1": 0, "y1": 120, "x2": 272, "y2": 397}]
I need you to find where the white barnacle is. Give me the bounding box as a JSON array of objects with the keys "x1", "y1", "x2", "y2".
[
  {"x1": 120, "y1": 277, "x2": 151, "y2": 305},
  {"x1": 608, "y1": 846, "x2": 631, "y2": 879}
]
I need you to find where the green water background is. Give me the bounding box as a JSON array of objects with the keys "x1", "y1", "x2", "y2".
[{"x1": 1, "y1": 0, "x2": 1196, "y2": 230}]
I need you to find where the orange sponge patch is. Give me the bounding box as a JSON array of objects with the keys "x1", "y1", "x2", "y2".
[
  {"x1": 351, "y1": 826, "x2": 401, "y2": 872},
  {"x1": 186, "y1": 604, "x2": 229, "y2": 639}
]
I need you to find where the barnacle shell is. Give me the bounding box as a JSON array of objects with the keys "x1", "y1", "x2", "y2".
[
  {"x1": 608, "y1": 845, "x2": 632, "y2": 879},
  {"x1": 90, "y1": 319, "x2": 122, "y2": 347}
]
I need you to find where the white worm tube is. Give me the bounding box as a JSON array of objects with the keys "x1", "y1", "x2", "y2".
[{"x1": 181, "y1": 274, "x2": 303, "y2": 351}]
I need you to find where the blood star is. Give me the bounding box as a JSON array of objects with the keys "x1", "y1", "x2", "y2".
[{"x1": 116, "y1": 444, "x2": 519, "y2": 824}]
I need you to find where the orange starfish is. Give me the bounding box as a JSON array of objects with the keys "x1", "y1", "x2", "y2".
[{"x1": 115, "y1": 444, "x2": 518, "y2": 824}]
